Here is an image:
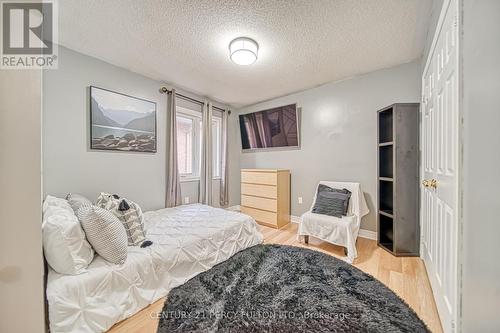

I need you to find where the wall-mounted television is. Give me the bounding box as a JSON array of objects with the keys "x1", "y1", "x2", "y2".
[{"x1": 239, "y1": 104, "x2": 299, "y2": 150}]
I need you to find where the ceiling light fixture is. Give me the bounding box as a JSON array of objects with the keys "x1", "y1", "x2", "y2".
[{"x1": 229, "y1": 37, "x2": 259, "y2": 66}]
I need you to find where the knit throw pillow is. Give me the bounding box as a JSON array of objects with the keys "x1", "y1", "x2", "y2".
[
  {"x1": 96, "y1": 193, "x2": 149, "y2": 247},
  {"x1": 77, "y1": 205, "x2": 128, "y2": 264}
]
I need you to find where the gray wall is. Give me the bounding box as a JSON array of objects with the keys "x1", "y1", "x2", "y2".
[
  {"x1": 43, "y1": 47, "x2": 226, "y2": 209},
  {"x1": 0, "y1": 70, "x2": 45, "y2": 332},
  {"x1": 461, "y1": 0, "x2": 500, "y2": 331},
  {"x1": 230, "y1": 61, "x2": 421, "y2": 231}
]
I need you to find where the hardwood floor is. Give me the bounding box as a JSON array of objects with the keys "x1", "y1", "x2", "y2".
[{"x1": 108, "y1": 223, "x2": 443, "y2": 333}]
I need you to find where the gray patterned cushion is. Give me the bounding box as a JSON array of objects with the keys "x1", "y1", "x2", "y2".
[
  {"x1": 312, "y1": 184, "x2": 352, "y2": 218},
  {"x1": 77, "y1": 205, "x2": 128, "y2": 264},
  {"x1": 96, "y1": 193, "x2": 147, "y2": 246},
  {"x1": 66, "y1": 193, "x2": 93, "y2": 213}
]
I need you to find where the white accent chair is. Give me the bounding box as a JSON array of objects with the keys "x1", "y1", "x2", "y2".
[{"x1": 298, "y1": 181, "x2": 369, "y2": 263}]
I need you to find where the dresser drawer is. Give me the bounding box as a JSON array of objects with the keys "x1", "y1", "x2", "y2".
[
  {"x1": 241, "y1": 195, "x2": 277, "y2": 212},
  {"x1": 241, "y1": 206, "x2": 278, "y2": 226},
  {"x1": 241, "y1": 171, "x2": 277, "y2": 186},
  {"x1": 241, "y1": 183, "x2": 277, "y2": 199}
]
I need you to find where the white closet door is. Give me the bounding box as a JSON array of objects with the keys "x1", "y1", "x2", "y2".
[{"x1": 421, "y1": 0, "x2": 460, "y2": 332}]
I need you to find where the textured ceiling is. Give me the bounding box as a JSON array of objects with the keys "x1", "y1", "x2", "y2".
[{"x1": 59, "y1": 0, "x2": 432, "y2": 107}]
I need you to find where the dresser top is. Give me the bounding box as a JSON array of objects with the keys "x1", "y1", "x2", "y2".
[{"x1": 241, "y1": 168, "x2": 290, "y2": 173}]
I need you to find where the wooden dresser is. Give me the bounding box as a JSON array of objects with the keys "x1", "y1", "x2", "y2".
[{"x1": 240, "y1": 169, "x2": 290, "y2": 228}]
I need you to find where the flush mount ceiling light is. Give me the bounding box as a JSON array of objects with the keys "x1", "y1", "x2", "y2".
[{"x1": 229, "y1": 37, "x2": 259, "y2": 65}]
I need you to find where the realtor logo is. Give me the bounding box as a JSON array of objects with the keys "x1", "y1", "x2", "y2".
[{"x1": 1, "y1": 0, "x2": 58, "y2": 69}]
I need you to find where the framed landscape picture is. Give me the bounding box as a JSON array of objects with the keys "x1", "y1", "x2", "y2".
[{"x1": 90, "y1": 86, "x2": 157, "y2": 152}]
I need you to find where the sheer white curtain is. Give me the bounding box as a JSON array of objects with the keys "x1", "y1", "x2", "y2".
[
  {"x1": 165, "y1": 89, "x2": 182, "y2": 207},
  {"x1": 199, "y1": 101, "x2": 213, "y2": 205},
  {"x1": 219, "y1": 109, "x2": 229, "y2": 207}
]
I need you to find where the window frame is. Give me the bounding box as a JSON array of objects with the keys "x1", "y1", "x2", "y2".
[
  {"x1": 212, "y1": 116, "x2": 222, "y2": 180},
  {"x1": 176, "y1": 114, "x2": 194, "y2": 176},
  {"x1": 176, "y1": 106, "x2": 222, "y2": 182},
  {"x1": 176, "y1": 107, "x2": 201, "y2": 182}
]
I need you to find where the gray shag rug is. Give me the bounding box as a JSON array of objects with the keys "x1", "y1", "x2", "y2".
[{"x1": 157, "y1": 244, "x2": 430, "y2": 333}]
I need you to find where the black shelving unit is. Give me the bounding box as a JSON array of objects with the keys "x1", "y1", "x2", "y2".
[{"x1": 377, "y1": 103, "x2": 420, "y2": 256}]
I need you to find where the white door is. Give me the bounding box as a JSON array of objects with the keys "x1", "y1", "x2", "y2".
[{"x1": 421, "y1": 0, "x2": 460, "y2": 332}]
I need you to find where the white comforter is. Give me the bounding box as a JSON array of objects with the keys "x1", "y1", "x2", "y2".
[{"x1": 47, "y1": 204, "x2": 263, "y2": 333}]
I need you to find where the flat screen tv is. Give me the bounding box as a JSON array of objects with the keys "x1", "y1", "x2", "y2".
[{"x1": 239, "y1": 104, "x2": 299, "y2": 150}]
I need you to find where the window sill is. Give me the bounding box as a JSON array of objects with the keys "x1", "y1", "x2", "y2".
[
  {"x1": 180, "y1": 177, "x2": 222, "y2": 183},
  {"x1": 180, "y1": 177, "x2": 199, "y2": 183}
]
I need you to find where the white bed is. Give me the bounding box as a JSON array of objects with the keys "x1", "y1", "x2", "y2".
[{"x1": 46, "y1": 204, "x2": 263, "y2": 333}]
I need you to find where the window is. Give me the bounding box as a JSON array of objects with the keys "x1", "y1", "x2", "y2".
[
  {"x1": 212, "y1": 117, "x2": 222, "y2": 178},
  {"x1": 176, "y1": 106, "x2": 222, "y2": 180},
  {"x1": 177, "y1": 115, "x2": 194, "y2": 175}
]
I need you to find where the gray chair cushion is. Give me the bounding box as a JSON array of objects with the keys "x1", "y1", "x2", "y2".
[
  {"x1": 77, "y1": 205, "x2": 128, "y2": 264},
  {"x1": 66, "y1": 193, "x2": 93, "y2": 213},
  {"x1": 312, "y1": 184, "x2": 351, "y2": 218}
]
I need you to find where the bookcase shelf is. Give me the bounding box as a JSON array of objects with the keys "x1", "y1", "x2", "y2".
[
  {"x1": 379, "y1": 213, "x2": 394, "y2": 252},
  {"x1": 378, "y1": 109, "x2": 394, "y2": 143},
  {"x1": 377, "y1": 104, "x2": 420, "y2": 256},
  {"x1": 379, "y1": 145, "x2": 393, "y2": 178},
  {"x1": 379, "y1": 210, "x2": 394, "y2": 218},
  {"x1": 379, "y1": 181, "x2": 393, "y2": 212}
]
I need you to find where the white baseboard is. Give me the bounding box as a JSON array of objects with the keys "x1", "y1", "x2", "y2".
[
  {"x1": 357, "y1": 229, "x2": 377, "y2": 240},
  {"x1": 226, "y1": 205, "x2": 241, "y2": 211},
  {"x1": 227, "y1": 208, "x2": 377, "y2": 241}
]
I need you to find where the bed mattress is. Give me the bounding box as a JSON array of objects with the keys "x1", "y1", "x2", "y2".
[{"x1": 46, "y1": 204, "x2": 263, "y2": 333}]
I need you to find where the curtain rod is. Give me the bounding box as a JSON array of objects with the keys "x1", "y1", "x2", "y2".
[{"x1": 159, "y1": 87, "x2": 230, "y2": 115}]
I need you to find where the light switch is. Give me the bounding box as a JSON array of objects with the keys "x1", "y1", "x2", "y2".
[
  {"x1": 298, "y1": 197, "x2": 303, "y2": 204},
  {"x1": 184, "y1": 197, "x2": 190, "y2": 204}
]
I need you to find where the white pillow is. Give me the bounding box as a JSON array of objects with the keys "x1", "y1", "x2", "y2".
[
  {"x1": 42, "y1": 197, "x2": 94, "y2": 275},
  {"x1": 43, "y1": 195, "x2": 73, "y2": 216},
  {"x1": 66, "y1": 193, "x2": 93, "y2": 213}
]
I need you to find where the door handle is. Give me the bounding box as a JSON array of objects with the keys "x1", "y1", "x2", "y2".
[{"x1": 422, "y1": 179, "x2": 438, "y2": 189}]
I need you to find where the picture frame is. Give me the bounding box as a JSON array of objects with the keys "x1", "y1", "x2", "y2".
[{"x1": 89, "y1": 86, "x2": 157, "y2": 153}]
